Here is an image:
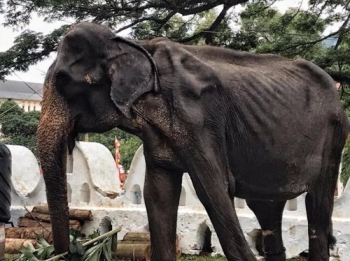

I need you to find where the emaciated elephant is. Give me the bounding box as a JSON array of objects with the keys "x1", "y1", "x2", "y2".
[{"x1": 37, "y1": 22, "x2": 349, "y2": 261}]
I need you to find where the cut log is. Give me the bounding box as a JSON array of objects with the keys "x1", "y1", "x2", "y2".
[
  {"x1": 32, "y1": 206, "x2": 93, "y2": 221},
  {"x1": 24, "y1": 212, "x2": 51, "y2": 223},
  {"x1": 5, "y1": 227, "x2": 53, "y2": 243},
  {"x1": 122, "y1": 232, "x2": 150, "y2": 242},
  {"x1": 117, "y1": 240, "x2": 150, "y2": 244},
  {"x1": 17, "y1": 217, "x2": 81, "y2": 231},
  {"x1": 116, "y1": 243, "x2": 149, "y2": 260},
  {"x1": 24, "y1": 212, "x2": 82, "y2": 226},
  {"x1": 5, "y1": 238, "x2": 37, "y2": 254},
  {"x1": 17, "y1": 217, "x2": 51, "y2": 228}
]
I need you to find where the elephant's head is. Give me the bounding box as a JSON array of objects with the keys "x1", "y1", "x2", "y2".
[{"x1": 37, "y1": 22, "x2": 159, "y2": 253}]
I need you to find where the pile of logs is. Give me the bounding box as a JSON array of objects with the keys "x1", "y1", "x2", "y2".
[
  {"x1": 5, "y1": 205, "x2": 93, "y2": 254},
  {"x1": 116, "y1": 232, "x2": 181, "y2": 261}
]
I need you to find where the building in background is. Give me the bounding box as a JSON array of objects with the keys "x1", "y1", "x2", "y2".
[{"x1": 0, "y1": 80, "x2": 43, "y2": 112}]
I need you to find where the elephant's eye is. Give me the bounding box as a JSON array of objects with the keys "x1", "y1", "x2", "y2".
[
  {"x1": 70, "y1": 43, "x2": 83, "y2": 54},
  {"x1": 56, "y1": 70, "x2": 71, "y2": 90}
]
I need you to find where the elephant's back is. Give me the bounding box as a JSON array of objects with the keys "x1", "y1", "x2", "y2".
[{"x1": 219, "y1": 59, "x2": 347, "y2": 199}]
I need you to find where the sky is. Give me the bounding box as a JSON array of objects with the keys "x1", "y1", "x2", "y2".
[
  {"x1": 0, "y1": 0, "x2": 331, "y2": 83},
  {"x1": 0, "y1": 13, "x2": 69, "y2": 83}
]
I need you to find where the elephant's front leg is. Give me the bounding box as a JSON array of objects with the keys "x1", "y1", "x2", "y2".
[
  {"x1": 182, "y1": 148, "x2": 257, "y2": 261},
  {"x1": 144, "y1": 164, "x2": 183, "y2": 261}
]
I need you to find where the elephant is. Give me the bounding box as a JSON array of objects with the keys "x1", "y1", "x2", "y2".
[{"x1": 37, "y1": 22, "x2": 349, "y2": 261}]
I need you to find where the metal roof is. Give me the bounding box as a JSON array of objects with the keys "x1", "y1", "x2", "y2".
[{"x1": 0, "y1": 80, "x2": 43, "y2": 101}]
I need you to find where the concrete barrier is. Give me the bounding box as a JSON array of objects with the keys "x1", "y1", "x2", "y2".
[{"x1": 8, "y1": 143, "x2": 350, "y2": 260}]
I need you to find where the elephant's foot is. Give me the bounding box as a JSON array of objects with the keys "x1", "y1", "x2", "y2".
[{"x1": 265, "y1": 249, "x2": 286, "y2": 261}]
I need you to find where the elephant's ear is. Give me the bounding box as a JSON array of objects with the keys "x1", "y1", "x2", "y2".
[{"x1": 109, "y1": 36, "x2": 159, "y2": 118}]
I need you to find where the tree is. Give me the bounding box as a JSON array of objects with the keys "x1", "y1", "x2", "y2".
[
  {"x1": 2, "y1": 0, "x2": 350, "y2": 179},
  {"x1": 0, "y1": 100, "x2": 40, "y2": 155},
  {"x1": 341, "y1": 136, "x2": 350, "y2": 186},
  {"x1": 0, "y1": 0, "x2": 248, "y2": 80},
  {"x1": 2, "y1": 0, "x2": 350, "y2": 83},
  {"x1": 0, "y1": 99, "x2": 140, "y2": 170},
  {"x1": 88, "y1": 129, "x2": 142, "y2": 171},
  {"x1": 234, "y1": 2, "x2": 350, "y2": 185}
]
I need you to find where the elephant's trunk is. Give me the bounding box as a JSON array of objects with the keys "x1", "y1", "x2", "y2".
[{"x1": 37, "y1": 80, "x2": 71, "y2": 254}]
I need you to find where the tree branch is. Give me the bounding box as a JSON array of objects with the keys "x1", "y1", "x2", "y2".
[
  {"x1": 204, "y1": 4, "x2": 232, "y2": 44},
  {"x1": 273, "y1": 30, "x2": 340, "y2": 53},
  {"x1": 326, "y1": 69, "x2": 350, "y2": 85},
  {"x1": 334, "y1": 10, "x2": 350, "y2": 49},
  {"x1": 177, "y1": 0, "x2": 247, "y2": 15}
]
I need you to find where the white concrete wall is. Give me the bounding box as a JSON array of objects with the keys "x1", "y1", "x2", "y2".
[
  {"x1": 9, "y1": 142, "x2": 123, "y2": 212},
  {"x1": 66, "y1": 142, "x2": 122, "y2": 208},
  {"x1": 7, "y1": 145, "x2": 47, "y2": 207},
  {"x1": 119, "y1": 145, "x2": 350, "y2": 260},
  {"x1": 124, "y1": 145, "x2": 202, "y2": 208},
  {"x1": 8, "y1": 143, "x2": 350, "y2": 260}
]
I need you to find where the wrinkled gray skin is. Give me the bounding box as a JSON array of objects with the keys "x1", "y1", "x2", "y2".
[{"x1": 37, "y1": 22, "x2": 349, "y2": 261}]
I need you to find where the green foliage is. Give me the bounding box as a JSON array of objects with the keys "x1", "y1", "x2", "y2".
[
  {"x1": 0, "y1": 25, "x2": 70, "y2": 80},
  {"x1": 0, "y1": 100, "x2": 23, "y2": 120},
  {"x1": 88, "y1": 129, "x2": 142, "y2": 171},
  {"x1": 234, "y1": 2, "x2": 326, "y2": 59},
  {"x1": 0, "y1": 100, "x2": 39, "y2": 155},
  {"x1": 0, "y1": 0, "x2": 250, "y2": 80},
  {"x1": 341, "y1": 136, "x2": 350, "y2": 186},
  {"x1": 2, "y1": 0, "x2": 350, "y2": 85},
  {"x1": 0, "y1": 100, "x2": 140, "y2": 171},
  {"x1": 13, "y1": 227, "x2": 120, "y2": 261},
  {"x1": 132, "y1": 14, "x2": 191, "y2": 41},
  {"x1": 119, "y1": 135, "x2": 143, "y2": 171}
]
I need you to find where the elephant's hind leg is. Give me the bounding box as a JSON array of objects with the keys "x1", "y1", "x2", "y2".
[
  {"x1": 305, "y1": 190, "x2": 336, "y2": 261},
  {"x1": 246, "y1": 200, "x2": 287, "y2": 261},
  {"x1": 306, "y1": 125, "x2": 345, "y2": 261}
]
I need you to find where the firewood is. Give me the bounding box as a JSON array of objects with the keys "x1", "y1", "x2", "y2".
[
  {"x1": 24, "y1": 212, "x2": 82, "y2": 226},
  {"x1": 17, "y1": 217, "x2": 81, "y2": 231},
  {"x1": 17, "y1": 217, "x2": 51, "y2": 228},
  {"x1": 122, "y1": 232, "x2": 150, "y2": 242},
  {"x1": 5, "y1": 227, "x2": 53, "y2": 243},
  {"x1": 116, "y1": 243, "x2": 149, "y2": 260},
  {"x1": 5, "y1": 238, "x2": 37, "y2": 254},
  {"x1": 24, "y1": 212, "x2": 51, "y2": 222},
  {"x1": 32, "y1": 206, "x2": 93, "y2": 221}
]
